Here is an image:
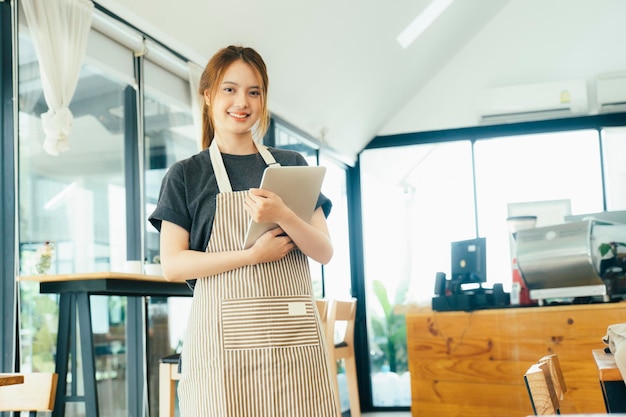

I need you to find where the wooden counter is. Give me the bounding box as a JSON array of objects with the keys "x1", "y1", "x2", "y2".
[{"x1": 406, "y1": 302, "x2": 626, "y2": 417}]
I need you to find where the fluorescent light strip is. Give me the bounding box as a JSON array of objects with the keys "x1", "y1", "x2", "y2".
[{"x1": 397, "y1": 0, "x2": 455, "y2": 49}]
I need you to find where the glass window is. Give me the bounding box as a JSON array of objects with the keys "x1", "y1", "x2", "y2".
[
  {"x1": 359, "y1": 141, "x2": 474, "y2": 407},
  {"x1": 18, "y1": 28, "x2": 134, "y2": 416},
  {"x1": 143, "y1": 57, "x2": 197, "y2": 417},
  {"x1": 319, "y1": 156, "x2": 351, "y2": 301},
  {"x1": 473, "y1": 130, "x2": 604, "y2": 288},
  {"x1": 601, "y1": 127, "x2": 626, "y2": 210}
]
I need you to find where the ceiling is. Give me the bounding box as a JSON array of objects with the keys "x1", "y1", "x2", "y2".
[{"x1": 95, "y1": 0, "x2": 626, "y2": 163}]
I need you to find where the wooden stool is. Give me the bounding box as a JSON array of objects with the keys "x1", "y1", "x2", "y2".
[
  {"x1": 159, "y1": 353, "x2": 181, "y2": 417},
  {"x1": 315, "y1": 298, "x2": 329, "y2": 329}
]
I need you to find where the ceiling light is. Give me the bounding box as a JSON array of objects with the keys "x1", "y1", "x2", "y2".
[{"x1": 396, "y1": 0, "x2": 455, "y2": 49}]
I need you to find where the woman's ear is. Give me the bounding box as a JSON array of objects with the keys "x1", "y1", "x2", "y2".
[{"x1": 203, "y1": 91, "x2": 210, "y2": 106}]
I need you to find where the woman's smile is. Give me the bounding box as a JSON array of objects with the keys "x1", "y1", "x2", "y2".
[{"x1": 228, "y1": 111, "x2": 250, "y2": 121}]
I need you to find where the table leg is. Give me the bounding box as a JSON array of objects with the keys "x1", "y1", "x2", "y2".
[
  {"x1": 53, "y1": 294, "x2": 71, "y2": 417},
  {"x1": 52, "y1": 293, "x2": 99, "y2": 417},
  {"x1": 602, "y1": 380, "x2": 626, "y2": 413},
  {"x1": 126, "y1": 296, "x2": 146, "y2": 417},
  {"x1": 76, "y1": 292, "x2": 99, "y2": 417}
]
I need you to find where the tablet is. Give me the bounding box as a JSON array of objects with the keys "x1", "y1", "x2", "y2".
[{"x1": 243, "y1": 165, "x2": 327, "y2": 249}]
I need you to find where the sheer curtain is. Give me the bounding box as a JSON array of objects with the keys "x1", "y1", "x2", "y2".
[
  {"x1": 21, "y1": 0, "x2": 94, "y2": 156},
  {"x1": 187, "y1": 61, "x2": 204, "y2": 151}
]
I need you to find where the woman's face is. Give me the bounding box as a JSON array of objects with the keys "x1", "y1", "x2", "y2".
[{"x1": 206, "y1": 60, "x2": 263, "y2": 140}]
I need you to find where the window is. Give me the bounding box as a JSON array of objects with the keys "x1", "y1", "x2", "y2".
[
  {"x1": 360, "y1": 141, "x2": 474, "y2": 407},
  {"x1": 602, "y1": 127, "x2": 626, "y2": 210},
  {"x1": 18, "y1": 14, "x2": 198, "y2": 416},
  {"x1": 143, "y1": 54, "x2": 197, "y2": 417},
  {"x1": 474, "y1": 130, "x2": 604, "y2": 285},
  {"x1": 18, "y1": 29, "x2": 135, "y2": 415}
]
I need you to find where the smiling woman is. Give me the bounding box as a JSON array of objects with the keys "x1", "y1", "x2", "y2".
[{"x1": 149, "y1": 45, "x2": 336, "y2": 417}]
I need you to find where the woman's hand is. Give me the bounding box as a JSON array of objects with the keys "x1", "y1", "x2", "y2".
[
  {"x1": 244, "y1": 188, "x2": 288, "y2": 224},
  {"x1": 246, "y1": 187, "x2": 333, "y2": 265},
  {"x1": 249, "y1": 227, "x2": 296, "y2": 263}
]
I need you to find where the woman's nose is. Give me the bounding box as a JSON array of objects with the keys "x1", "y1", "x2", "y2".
[{"x1": 234, "y1": 91, "x2": 248, "y2": 108}]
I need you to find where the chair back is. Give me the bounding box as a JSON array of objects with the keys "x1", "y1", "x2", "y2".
[
  {"x1": 159, "y1": 353, "x2": 182, "y2": 417},
  {"x1": 327, "y1": 298, "x2": 357, "y2": 351},
  {"x1": 315, "y1": 299, "x2": 329, "y2": 329},
  {"x1": 524, "y1": 361, "x2": 560, "y2": 415},
  {"x1": 0, "y1": 372, "x2": 58, "y2": 415},
  {"x1": 327, "y1": 298, "x2": 360, "y2": 417},
  {"x1": 539, "y1": 353, "x2": 567, "y2": 401}
]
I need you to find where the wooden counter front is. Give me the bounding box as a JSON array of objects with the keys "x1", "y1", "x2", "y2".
[{"x1": 406, "y1": 302, "x2": 626, "y2": 417}]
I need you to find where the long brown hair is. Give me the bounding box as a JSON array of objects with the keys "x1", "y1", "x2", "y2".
[{"x1": 199, "y1": 45, "x2": 270, "y2": 149}]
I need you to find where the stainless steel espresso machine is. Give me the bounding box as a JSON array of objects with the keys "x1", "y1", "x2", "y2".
[{"x1": 516, "y1": 218, "x2": 626, "y2": 305}]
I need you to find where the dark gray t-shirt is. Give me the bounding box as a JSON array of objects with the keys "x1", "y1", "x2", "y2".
[{"x1": 148, "y1": 147, "x2": 332, "y2": 254}]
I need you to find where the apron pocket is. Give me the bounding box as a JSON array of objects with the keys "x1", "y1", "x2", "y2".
[{"x1": 221, "y1": 296, "x2": 319, "y2": 350}]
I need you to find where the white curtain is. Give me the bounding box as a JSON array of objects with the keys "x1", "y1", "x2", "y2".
[
  {"x1": 22, "y1": 0, "x2": 94, "y2": 156},
  {"x1": 187, "y1": 61, "x2": 204, "y2": 151}
]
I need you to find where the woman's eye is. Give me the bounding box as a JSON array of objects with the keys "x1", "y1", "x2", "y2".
[
  {"x1": 249, "y1": 90, "x2": 260, "y2": 97},
  {"x1": 223, "y1": 87, "x2": 234, "y2": 93}
]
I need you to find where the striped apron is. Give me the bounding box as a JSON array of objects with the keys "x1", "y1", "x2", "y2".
[{"x1": 178, "y1": 141, "x2": 338, "y2": 417}]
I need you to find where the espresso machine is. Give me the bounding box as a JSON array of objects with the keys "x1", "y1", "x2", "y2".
[{"x1": 515, "y1": 219, "x2": 626, "y2": 305}]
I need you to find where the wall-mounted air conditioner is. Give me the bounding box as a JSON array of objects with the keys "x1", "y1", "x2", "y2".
[
  {"x1": 596, "y1": 72, "x2": 626, "y2": 113},
  {"x1": 475, "y1": 80, "x2": 589, "y2": 124}
]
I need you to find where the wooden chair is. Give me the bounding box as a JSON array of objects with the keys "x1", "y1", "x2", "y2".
[
  {"x1": 315, "y1": 298, "x2": 329, "y2": 329},
  {"x1": 524, "y1": 361, "x2": 560, "y2": 415},
  {"x1": 0, "y1": 372, "x2": 58, "y2": 416},
  {"x1": 327, "y1": 298, "x2": 360, "y2": 417},
  {"x1": 539, "y1": 353, "x2": 567, "y2": 401},
  {"x1": 159, "y1": 353, "x2": 181, "y2": 417}
]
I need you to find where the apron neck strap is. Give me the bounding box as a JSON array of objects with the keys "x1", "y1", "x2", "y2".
[{"x1": 209, "y1": 139, "x2": 280, "y2": 193}]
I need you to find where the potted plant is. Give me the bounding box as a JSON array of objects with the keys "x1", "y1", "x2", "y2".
[
  {"x1": 599, "y1": 241, "x2": 626, "y2": 296},
  {"x1": 35, "y1": 241, "x2": 55, "y2": 275}
]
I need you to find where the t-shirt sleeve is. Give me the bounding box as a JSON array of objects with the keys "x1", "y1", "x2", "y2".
[
  {"x1": 148, "y1": 162, "x2": 192, "y2": 233},
  {"x1": 317, "y1": 193, "x2": 332, "y2": 218}
]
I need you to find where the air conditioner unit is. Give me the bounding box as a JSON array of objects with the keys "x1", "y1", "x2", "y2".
[
  {"x1": 475, "y1": 80, "x2": 588, "y2": 124},
  {"x1": 596, "y1": 72, "x2": 626, "y2": 112}
]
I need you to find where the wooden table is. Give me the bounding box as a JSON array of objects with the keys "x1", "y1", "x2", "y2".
[
  {"x1": 0, "y1": 374, "x2": 24, "y2": 386},
  {"x1": 18, "y1": 272, "x2": 192, "y2": 417},
  {"x1": 405, "y1": 302, "x2": 626, "y2": 416},
  {"x1": 592, "y1": 348, "x2": 626, "y2": 413}
]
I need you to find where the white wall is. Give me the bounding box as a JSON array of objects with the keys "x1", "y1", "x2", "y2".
[{"x1": 379, "y1": 0, "x2": 626, "y2": 136}]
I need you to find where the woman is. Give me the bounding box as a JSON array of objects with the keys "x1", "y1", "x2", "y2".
[{"x1": 149, "y1": 45, "x2": 338, "y2": 416}]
